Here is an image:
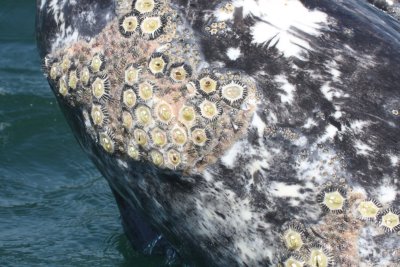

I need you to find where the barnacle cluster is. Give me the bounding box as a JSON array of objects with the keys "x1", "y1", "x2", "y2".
[{"x1": 43, "y1": 0, "x2": 257, "y2": 172}]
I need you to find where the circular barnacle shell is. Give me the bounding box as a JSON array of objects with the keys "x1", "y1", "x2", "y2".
[
  {"x1": 169, "y1": 63, "x2": 192, "y2": 83},
  {"x1": 281, "y1": 221, "x2": 306, "y2": 251},
  {"x1": 167, "y1": 149, "x2": 182, "y2": 169},
  {"x1": 119, "y1": 12, "x2": 139, "y2": 37},
  {"x1": 279, "y1": 253, "x2": 305, "y2": 267},
  {"x1": 179, "y1": 105, "x2": 197, "y2": 125},
  {"x1": 220, "y1": 80, "x2": 248, "y2": 107},
  {"x1": 137, "y1": 81, "x2": 155, "y2": 101},
  {"x1": 99, "y1": 131, "x2": 115, "y2": 154},
  {"x1": 122, "y1": 87, "x2": 137, "y2": 108},
  {"x1": 190, "y1": 127, "x2": 209, "y2": 147},
  {"x1": 122, "y1": 110, "x2": 134, "y2": 130},
  {"x1": 197, "y1": 73, "x2": 219, "y2": 96},
  {"x1": 150, "y1": 150, "x2": 164, "y2": 167},
  {"x1": 150, "y1": 127, "x2": 168, "y2": 147},
  {"x1": 307, "y1": 244, "x2": 334, "y2": 267},
  {"x1": 68, "y1": 69, "x2": 79, "y2": 90},
  {"x1": 127, "y1": 141, "x2": 140, "y2": 160},
  {"x1": 376, "y1": 208, "x2": 400, "y2": 233},
  {"x1": 133, "y1": 128, "x2": 149, "y2": 147},
  {"x1": 90, "y1": 53, "x2": 105, "y2": 73},
  {"x1": 198, "y1": 99, "x2": 222, "y2": 121},
  {"x1": 61, "y1": 56, "x2": 71, "y2": 73},
  {"x1": 124, "y1": 64, "x2": 140, "y2": 86},
  {"x1": 148, "y1": 52, "x2": 168, "y2": 77},
  {"x1": 316, "y1": 185, "x2": 347, "y2": 214},
  {"x1": 80, "y1": 66, "x2": 91, "y2": 86},
  {"x1": 58, "y1": 76, "x2": 68, "y2": 96},
  {"x1": 50, "y1": 62, "x2": 61, "y2": 80},
  {"x1": 170, "y1": 125, "x2": 188, "y2": 146},
  {"x1": 155, "y1": 101, "x2": 174, "y2": 124},
  {"x1": 133, "y1": 0, "x2": 157, "y2": 14},
  {"x1": 135, "y1": 104, "x2": 153, "y2": 126},
  {"x1": 91, "y1": 75, "x2": 110, "y2": 101},
  {"x1": 354, "y1": 198, "x2": 382, "y2": 221},
  {"x1": 91, "y1": 104, "x2": 107, "y2": 126},
  {"x1": 140, "y1": 15, "x2": 165, "y2": 39}
]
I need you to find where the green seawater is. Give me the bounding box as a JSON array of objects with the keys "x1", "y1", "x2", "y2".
[{"x1": 0, "y1": 1, "x2": 166, "y2": 266}]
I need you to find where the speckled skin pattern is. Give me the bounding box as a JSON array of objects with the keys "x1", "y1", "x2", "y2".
[{"x1": 36, "y1": 0, "x2": 400, "y2": 266}]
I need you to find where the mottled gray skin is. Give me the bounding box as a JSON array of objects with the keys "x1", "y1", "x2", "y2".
[{"x1": 36, "y1": 0, "x2": 400, "y2": 266}]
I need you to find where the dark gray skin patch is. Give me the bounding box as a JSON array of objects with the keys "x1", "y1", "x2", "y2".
[{"x1": 37, "y1": 0, "x2": 400, "y2": 266}]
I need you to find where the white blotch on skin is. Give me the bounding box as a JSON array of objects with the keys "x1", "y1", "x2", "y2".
[
  {"x1": 318, "y1": 124, "x2": 339, "y2": 143},
  {"x1": 226, "y1": 47, "x2": 241, "y2": 60},
  {"x1": 270, "y1": 182, "x2": 304, "y2": 198},
  {"x1": 302, "y1": 118, "x2": 317, "y2": 129},
  {"x1": 234, "y1": 0, "x2": 327, "y2": 57},
  {"x1": 221, "y1": 141, "x2": 244, "y2": 169},
  {"x1": 251, "y1": 112, "x2": 266, "y2": 136},
  {"x1": 377, "y1": 184, "x2": 397, "y2": 204},
  {"x1": 388, "y1": 154, "x2": 399, "y2": 167},
  {"x1": 354, "y1": 140, "x2": 373, "y2": 156},
  {"x1": 275, "y1": 75, "x2": 296, "y2": 104}
]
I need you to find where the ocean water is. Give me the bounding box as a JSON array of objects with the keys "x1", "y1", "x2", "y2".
[{"x1": 0, "y1": 1, "x2": 166, "y2": 266}]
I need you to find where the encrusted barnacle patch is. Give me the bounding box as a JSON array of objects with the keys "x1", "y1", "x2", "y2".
[
  {"x1": 317, "y1": 185, "x2": 347, "y2": 214},
  {"x1": 119, "y1": 12, "x2": 139, "y2": 37},
  {"x1": 124, "y1": 64, "x2": 140, "y2": 86},
  {"x1": 99, "y1": 130, "x2": 115, "y2": 154},
  {"x1": 281, "y1": 222, "x2": 306, "y2": 251},
  {"x1": 91, "y1": 75, "x2": 110, "y2": 101},
  {"x1": 191, "y1": 127, "x2": 209, "y2": 147},
  {"x1": 140, "y1": 16, "x2": 164, "y2": 39},
  {"x1": 377, "y1": 208, "x2": 400, "y2": 233},
  {"x1": 80, "y1": 66, "x2": 90, "y2": 86},
  {"x1": 150, "y1": 150, "x2": 164, "y2": 167},
  {"x1": 150, "y1": 127, "x2": 168, "y2": 147},
  {"x1": 58, "y1": 76, "x2": 68, "y2": 96},
  {"x1": 133, "y1": 0, "x2": 157, "y2": 14},
  {"x1": 170, "y1": 125, "x2": 187, "y2": 146},
  {"x1": 307, "y1": 245, "x2": 334, "y2": 267},
  {"x1": 155, "y1": 101, "x2": 173, "y2": 124},
  {"x1": 91, "y1": 104, "x2": 108, "y2": 126},
  {"x1": 354, "y1": 198, "x2": 382, "y2": 221},
  {"x1": 68, "y1": 69, "x2": 79, "y2": 90},
  {"x1": 137, "y1": 81, "x2": 154, "y2": 101},
  {"x1": 90, "y1": 54, "x2": 105, "y2": 73},
  {"x1": 169, "y1": 63, "x2": 192, "y2": 83},
  {"x1": 122, "y1": 110, "x2": 134, "y2": 130},
  {"x1": 198, "y1": 99, "x2": 222, "y2": 121},
  {"x1": 134, "y1": 128, "x2": 148, "y2": 146},
  {"x1": 197, "y1": 73, "x2": 219, "y2": 96},
  {"x1": 122, "y1": 87, "x2": 137, "y2": 108},
  {"x1": 221, "y1": 80, "x2": 247, "y2": 107},
  {"x1": 135, "y1": 104, "x2": 153, "y2": 126},
  {"x1": 148, "y1": 52, "x2": 168, "y2": 76}
]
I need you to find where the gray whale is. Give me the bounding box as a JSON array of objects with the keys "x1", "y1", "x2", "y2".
[{"x1": 36, "y1": 0, "x2": 400, "y2": 266}]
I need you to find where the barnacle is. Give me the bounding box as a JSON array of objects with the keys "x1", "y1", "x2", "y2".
[
  {"x1": 198, "y1": 74, "x2": 218, "y2": 95},
  {"x1": 156, "y1": 102, "x2": 173, "y2": 123},
  {"x1": 90, "y1": 54, "x2": 105, "y2": 73},
  {"x1": 134, "y1": 0, "x2": 156, "y2": 14},
  {"x1": 91, "y1": 75, "x2": 110, "y2": 101},
  {"x1": 317, "y1": 185, "x2": 347, "y2": 213},
  {"x1": 356, "y1": 199, "x2": 381, "y2": 221},
  {"x1": 91, "y1": 104, "x2": 106, "y2": 126},
  {"x1": 151, "y1": 128, "x2": 168, "y2": 147},
  {"x1": 148, "y1": 53, "x2": 168, "y2": 76},
  {"x1": 167, "y1": 149, "x2": 181, "y2": 168},
  {"x1": 134, "y1": 128, "x2": 148, "y2": 146},
  {"x1": 221, "y1": 80, "x2": 247, "y2": 106},
  {"x1": 61, "y1": 56, "x2": 71, "y2": 73},
  {"x1": 123, "y1": 88, "x2": 137, "y2": 108},
  {"x1": 179, "y1": 105, "x2": 196, "y2": 124},
  {"x1": 282, "y1": 256, "x2": 305, "y2": 267},
  {"x1": 135, "y1": 105, "x2": 152, "y2": 126},
  {"x1": 150, "y1": 150, "x2": 164, "y2": 166},
  {"x1": 99, "y1": 131, "x2": 115, "y2": 153},
  {"x1": 68, "y1": 69, "x2": 79, "y2": 90},
  {"x1": 282, "y1": 223, "x2": 305, "y2": 251},
  {"x1": 307, "y1": 245, "x2": 334, "y2": 267},
  {"x1": 169, "y1": 63, "x2": 192, "y2": 82},
  {"x1": 80, "y1": 66, "x2": 90, "y2": 86},
  {"x1": 140, "y1": 16, "x2": 163, "y2": 39},
  {"x1": 50, "y1": 63, "x2": 60, "y2": 80},
  {"x1": 138, "y1": 81, "x2": 154, "y2": 101},
  {"x1": 125, "y1": 64, "x2": 140, "y2": 86},
  {"x1": 127, "y1": 142, "x2": 140, "y2": 160},
  {"x1": 199, "y1": 100, "x2": 221, "y2": 121},
  {"x1": 58, "y1": 76, "x2": 68, "y2": 96},
  {"x1": 170, "y1": 125, "x2": 187, "y2": 145},
  {"x1": 191, "y1": 128, "x2": 209, "y2": 146},
  {"x1": 119, "y1": 13, "x2": 139, "y2": 37},
  {"x1": 377, "y1": 208, "x2": 400, "y2": 233},
  {"x1": 122, "y1": 111, "x2": 134, "y2": 129}
]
